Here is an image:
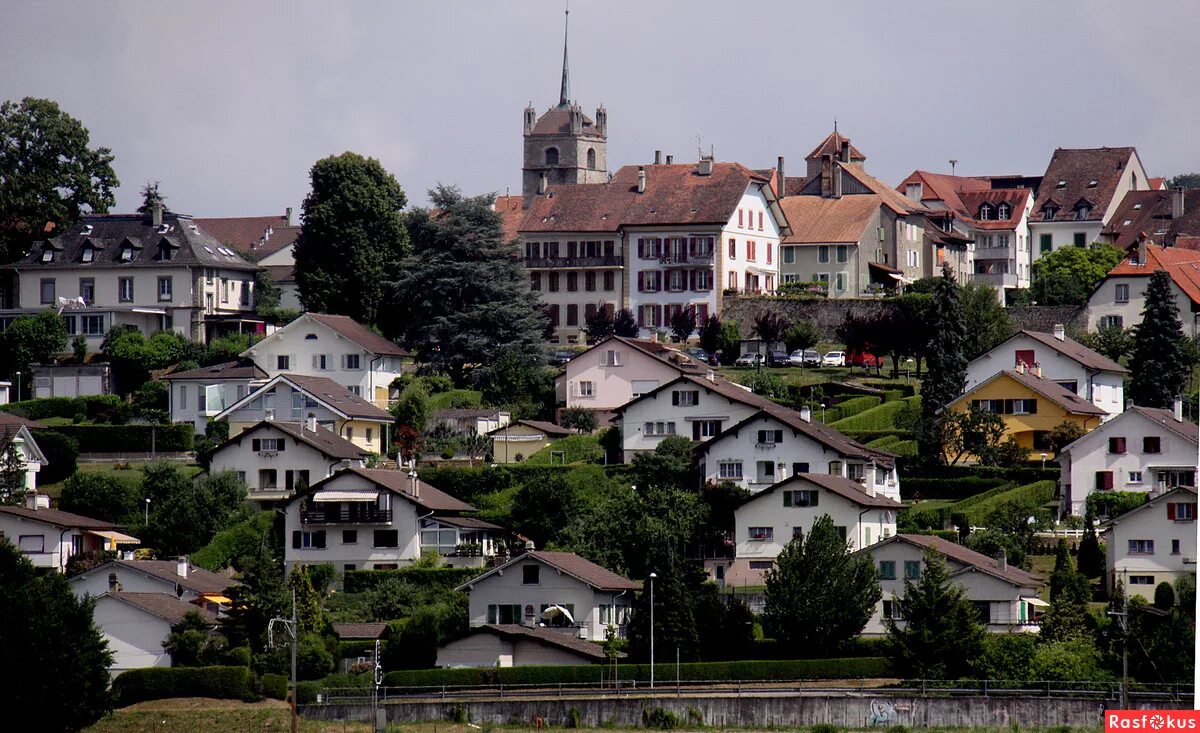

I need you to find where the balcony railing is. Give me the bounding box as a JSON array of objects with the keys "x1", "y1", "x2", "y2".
[
  {"x1": 524, "y1": 255, "x2": 623, "y2": 268},
  {"x1": 658, "y1": 252, "x2": 714, "y2": 266},
  {"x1": 301, "y1": 507, "x2": 392, "y2": 525}
]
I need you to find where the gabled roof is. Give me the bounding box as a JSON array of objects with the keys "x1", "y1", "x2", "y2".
[
  {"x1": 299, "y1": 466, "x2": 476, "y2": 513},
  {"x1": 248, "y1": 313, "x2": 407, "y2": 358},
  {"x1": 465, "y1": 624, "x2": 618, "y2": 660},
  {"x1": 557, "y1": 336, "x2": 707, "y2": 378},
  {"x1": 0, "y1": 424, "x2": 48, "y2": 465},
  {"x1": 78, "y1": 559, "x2": 234, "y2": 595},
  {"x1": 950, "y1": 369, "x2": 1108, "y2": 416},
  {"x1": 458, "y1": 550, "x2": 639, "y2": 593},
  {"x1": 0, "y1": 410, "x2": 46, "y2": 430},
  {"x1": 164, "y1": 360, "x2": 268, "y2": 381},
  {"x1": 1105, "y1": 243, "x2": 1200, "y2": 306},
  {"x1": 1101, "y1": 486, "x2": 1197, "y2": 532},
  {"x1": 613, "y1": 372, "x2": 776, "y2": 415},
  {"x1": 746, "y1": 472, "x2": 901, "y2": 509},
  {"x1": 215, "y1": 374, "x2": 392, "y2": 423},
  {"x1": 957, "y1": 189, "x2": 1032, "y2": 231},
  {"x1": 0, "y1": 505, "x2": 120, "y2": 531},
  {"x1": 194, "y1": 214, "x2": 296, "y2": 257},
  {"x1": 487, "y1": 419, "x2": 577, "y2": 437},
  {"x1": 805, "y1": 131, "x2": 866, "y2": 162},
  {"x1": 100, "y1": 592, "x2": 218, "y2": 625},
  {"x1": 871, "y1": 534, "x2": 1042, "y2": 588},
  {"x1": 215, "y1": 420, "x2": 369, "y2": 461},
  {"x1": 839, "y1": 164, "x2": 927, "y2": 216},
  {"x1": 702, "y1": 407, "x2": 897, "y2": 469},
  {"x1": 1058, "y1": 405, "x2": 1199, "y2": 456},
  {"x1": 3, "y1": 213, "x2": 261, "y2": 272},
  {"x1": 1032, "y1": 147, "x2": 1139, "y2": 223},
  {"x1": 779, "y1": 194, "x2": 880, "y2": 244},
  {"x1": 332, "y1": 622, "x2": 389, "y2": 640},
  {"x1": 896, "y1": 170, "x2": 992, "y2": 215},
  {"x1": 978, "y1": 330, "x2": 1127, "y2": 374}
]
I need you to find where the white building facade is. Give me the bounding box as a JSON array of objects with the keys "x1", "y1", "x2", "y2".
[
  {"x1": 1102, "y1": 487, "x2": 1197, "y2": 602},
  {"x1": 163, "y1": 361, "x2": 267, "y2": 432},
  {"x1": 209, "y1": 419, "x2": 368, "y2": 501}
]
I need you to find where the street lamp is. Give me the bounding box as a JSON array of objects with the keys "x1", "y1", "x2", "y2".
[
  {"x1": 648, "y1": 571, "x2": 657, "y2": 689},
  {"x1": 14, "y1": 371, "x2": 20, "y2": 402},
  {"x1": 1040, "y1": 452, "x2": 1048, "y2": 470},
  {"x1": 144, "y1": 497, "x2": 151, "y2": 526}
]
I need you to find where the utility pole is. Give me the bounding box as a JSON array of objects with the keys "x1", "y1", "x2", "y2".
[
  {"x1": 1108, "y1": 603, "x2": 1129, "y2": 710},
  {"x1": 649, "y1": 572, "x2": 657, "y2": 689},
  {"x1": 270, "y1": 589, "x2": 299, "y2": 733}
]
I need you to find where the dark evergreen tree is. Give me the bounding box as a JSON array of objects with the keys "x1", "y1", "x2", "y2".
[
  {"x1": 698, "y1": 315, "x2": 723, "y2": 356},
  {"x1": 584, "y1": 303, "x2": 615, "y2": 342},
  {"x1": 1129, "y1": 270, "x2": 1186, "y2": 407},
  {"x1": 763, "y1": 515, "x2": 881, "y2": 656},
  {"x1": 670, "y1": 307, "x2": 696, "y2": 344},
  {"x1": 294, "y1": 152, "x2": 410, "y2": 325},
  {"x1": 0, "y1": 442, "x2": 26, "y2": 505},
  {"x1": 613, "y1": 308, "x2": 640, "y2": 337},
  {"x1": 386, "y1": 186, "x2": 546, "y2": 386},
  {"x1": 917, "y1": 265, "x2": 969, "y2": 462},
  {"x1": 135, "y1": 181, "x2": 168, "y2": 215},
  {"x1": 1049, "y1": 539, "x2": 1073, "y2": 601},
  {"x1": 626, "y1": 545, "x2": 704, "y2": 662},
  {"x1": 1077, "y1": 511, "x2": 1104, "y2": 578},
  {"x1": 1040, "y1": 548, "x2": 1093, "y2": 642},
  {"x1": 887, "y1": 549, "x2": 985, "y2": 679}
]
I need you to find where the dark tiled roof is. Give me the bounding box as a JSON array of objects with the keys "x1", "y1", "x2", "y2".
[
  {"x1": 436, "y1": 409, "x2": 508, "y2": 420},
  {"x1": 114, "y1": 559, "x2": 233, "y2": 594},
  {"x1": 706, "y1": 408, "x2": 897, "y2": 469},
  {"x1": 193, "y1": 215, "x2": 295, "y2": 256},
  {"x1": 0, "y1": 505, "x2": 118, "y2": 530},
  {"x1": 750, "y1": 473, "x2": 901, "y2": 509},
  {"x1": 1006, "y1": 305, "x2": 1087, "y2": 334},
  {"x1": 165, "y1": 359, "x2": 268, "y2": 381},
  {"x1": 511, "y1": 420, "x2": 577, "y2": 436},
  {"x1": 105, "y1": 592, "x2": 217, "y2": 624},
  {"x1": 779, "y1": 195, "x2": 880, "y2": 244},
  {"x1": 0, "y1": 411, "x2": 45, "y2": 430},
  {"x1": 430, "y1": 515, "x2": 504, "y2": 530},
  {"x1": 325, "y1": 467, "x2": 476, "y2": 513},
  {"x1": 227, "y1": 420, "x2": 369, "y2": 460},
  {"x1": 478, "y1": 624, "x2": 617, "y2": 660},
  {"x1": 890, "y1": 534, "x2": 1042, "y2": 588},
  {"x1": 332, "y1": 622, "x2": 389, "y2": 640},
  {"x1": 462, "y1": 551, "x2": 638, "y2": 592},
  {"x1": 805, "y1": 131, "x2": 866, "y2": 162},
  {"x1": 305, "y1": 314, "x2": 409, "y2": 357},
  {"x1": 264, "y1": 265, "x2": 296, "y2": 284},
  {"x1": 529, "y1": 106, "x2": 603, "y2": 137},
  {"x1": 1103, "y1": 189, "x2": 1200, "y2": 250},
  {"x1": 1128, "y1": 406, "x2": 1199, "y2": 445},
  {"x1": 1032, "y1": 147, "x2": 1138, "y2": 223},
  {"x1": 614, "y1": 372, "x2": 777, "y2": 415},
  {"x1": 1011, "y1": 330, "x2": 1127, "y2": 373},
  {"x1": 278, "y1": 375, "x2": 393, "y2": 421},
  {"x1": 3, "y1": 213, "x2": 260, "y2": 272}
]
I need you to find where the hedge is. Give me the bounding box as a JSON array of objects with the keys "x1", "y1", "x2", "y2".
[
  {"x1": 262, "y1": 673, "x2": 288, "y2": 700},
  {"x1": 859, "y1": 381, "x2": 917, "y2": 398},
  {"x1": 1, "y1": 394, "x2": 127, "y2": 422},
  {"x1": 112, "y1": 666, "x2": 258, "y2": 705},
  {"x1": 900, "y1": 476, "x2": 1013, "y2": 501},
  {"x1": 1087, "y1": 491, "x2": 1148, "y2": 519},
  {"x1": 829, "y1": 396, "x2": 881, "y2": 421},
  {"x1": 830, "y1": 397, "x2": 920, "y2": 432},
  {"x1": 344, "y1": 566, "x2": 483, "y2": 594},
  {"x1": 383, "y1": 657, "x2": 890, "y2": 687},
  {"x1": 33, "y1": 430, "x2": 79, "y2": 484},
  {"x1": 47, "y1": 423, "x2": 194, "y2": 453},
  {"x1": 525, "y1": 434, "x2": 603, "y2": 465},
  {"x1": 900, "y1": 464, "x2": 1057, "y2": 484},
  {"x1": 962, "y1": 480, "x2": 1057, "y2": 525}
]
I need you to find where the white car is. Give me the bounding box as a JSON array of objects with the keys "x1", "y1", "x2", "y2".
[
  {"x1": 734, "y1": 353, "x2": 764, "y2": 367},
  {"x1": 821, "y1": 351, "x2": 847, "y2": 367}
]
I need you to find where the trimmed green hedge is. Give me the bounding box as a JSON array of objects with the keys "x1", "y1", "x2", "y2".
[
  {"x1": 962, "y1": 480, "x2": 1057, "y2": 525},
  {"x1": 48, "y1": 423, "x2": 194, "y2": 453},
  {"x1": 525, "y1": 434, "x2": 603, "y2": 465},
  {"x1": 383, "y1": 657, "x2": 890, "y2": 687},
  {"x1": 830, "y1": 396, "x2": 919, "y2": 432},
  {"x1": 901, "y1": 476, "x2": 1013, "y2": 501},
  {"x1": 262, "y1": 673, "x2": 288, "y2": 700},
  {"x1": 901, "y1": 464, "x2": 1057, "y2": 484},
  {"x1": 1087, "y1": 491, "x2": 1148, "y2": 519},
  {"x1": 344, "y1": 566, "x2": 483, "y2": 594},
  {"x1": 112, "y1": 666, "x2": 258, "y2": 705},
  {"x1": 1, "y1": 394, "x2": 125, "y2": 422}
]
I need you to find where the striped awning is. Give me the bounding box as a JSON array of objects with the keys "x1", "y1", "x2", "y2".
[
  {"x1": 311, "y1": 490, "x2": 379, "y2": 503},
  {"x1": 85, "y1": 530, "x2": 141, "y2": 547}
]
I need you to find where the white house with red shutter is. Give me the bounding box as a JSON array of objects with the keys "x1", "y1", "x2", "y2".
[{"x1": 1101, "y1": 486, "x2": 1197, "y2": 602}]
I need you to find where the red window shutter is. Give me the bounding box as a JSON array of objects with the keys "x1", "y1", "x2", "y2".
[
  {"x1": 1104, "y1": 472, "x2": 1114, "y2": 490},
  {"x1": 656, "y1": 271, "x2": 662, "y2": 290},
  {"x1": 690, "y1": 270, "x2": 697, "y2": 290},
  {"x1": 1168, "y1": 503, "x2": 1177, "y2": 520},
  {"x1": 693, "y1": 422, "x2": 702, "y2": 440},
  {"x1": 758, "y1": 212, "x2": 764, "y2": 229},
  {"x1": 689, "y1": 237, "x2": 697, "y2": 255},
  {"x1": 1015, "y1": 349, "x2": 1035, "y2": 367}
]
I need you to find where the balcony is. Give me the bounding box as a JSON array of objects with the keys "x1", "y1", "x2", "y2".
[
  {"x1": 972, "y1": 271, "x2": 1019, "y2": 289},
  {"x1": 301, "y1": 507, "x2": 392, "y2": 525},
  {"x1": 524, "y1": 255, "x2": 623, "y2": 269},
  {"x1": 658, "y1": 252, "x2": 714, "y2": 266}
]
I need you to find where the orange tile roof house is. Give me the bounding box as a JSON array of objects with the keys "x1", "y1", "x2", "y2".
[
  {"x1": 1086, "y1": 243, "x2": 1200, "y2": 337},
  {"x1": 1100, "y1": 187, "x2": 1200, "y2": 252}
]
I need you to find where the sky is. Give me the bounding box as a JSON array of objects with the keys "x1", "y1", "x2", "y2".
[{"x1": 3, "y1": 0, "x2": 1199, "y2": 216}]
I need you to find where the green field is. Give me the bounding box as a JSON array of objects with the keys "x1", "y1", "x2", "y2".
[{"x1": 40, "y1": 460, "x2": 202, "y2": 499}]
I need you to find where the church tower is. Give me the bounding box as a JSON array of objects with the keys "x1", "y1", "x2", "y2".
[{"x1": 522, "y1": 8, "x2": 608, "y2": 199}]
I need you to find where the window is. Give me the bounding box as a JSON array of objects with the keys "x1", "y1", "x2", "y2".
[
  {"x1": 530, "y1": 272, "x2": 541, "y2": 290},
  {"x1": 1129, "y1": 575, "x2": 1155, "y2": 585},
  {"x1": 748, "y1": 527, "x2": 773, "y2": 542},
  {"x1": 1172, "y1": 539, "x2": 1182, "y2": 555},
  {"x1": 903, "y1": 561, "x2": 921, "y2": 580},
  {"x1": 1143, "y1": 436, "x2": 1162, "y2": 454},
  {"x1": 277, "y1": 355, "x2": 290, "y2": 370},
  {"x1": 17, "y1": 535, "x2": 44, "y2": 553},
  {"x1": 81, "y1": 246, "x2": 95, "y2": 263},
  {"x1": 1115, "y1": 283, "x2": 1130, "y2": 303},
  {"x1": 602, "y1": 349, "x2": 621, "y2": 366},
  {"x1": 1075, "y1": 206, "x2": 1091, "y2": 221},
  {"x1": 259, "y1": 469, "x2": 278, "y2": 488},
  {"x1": 548, "y1": 273, "x2": 559, "y2": 292},
  {"x1": 643, "y1": 421, "x2": 676, "y2": 436},
  {"x1": 603, "y1": 272, "x2": 614, "y2": 290},
  {"x1": 487, "y1": 604, "x2": 523, "y2": 624},
  {"x1": 345, "y1": 354, "x2": 361, "y2": 370},
  {"x1": 717, "y1": 461, "x2": 743, "y2": 479},
  {"x1": 578, "y1": 381, "x2": 593, "y2": 397},
  {"x1": 783, "y1": 490, "x2": 818, "y2": 507},
  {"x1": 835, "y1": 245, "x2": 849, "y2": 263},
  {"x1": 792, "y1": 462, "x2": 809, "y2": 475},
  {"x1": 882, "y1": 600, "x2": 902, "y2": 620},
  {"x1": 972, "y1": 601, "x2": 992, "y2": 625},
  {"x1": 291, "y1": 530, "x2": 326, "y2": 549},
  {"x1": 78, "y1": 278, "x2": 95, "y2": 304},
  {"x1": 997, "y1": 203, "x2": 1011, "y2": 219},
  {"x1": 1095, "y1": 471, "x2": 1114, "y2": 491},
  {"x1": 253, "y1": 437, "x2": 284, "y2": 452},
  {"x1": 80, "y1": 315, "x2": 104, "y2": 336},
  {"x1": 586, "y1": 148, "x2": 596, "y2": 169},
  {"x1": 1128, "y1": 539, "x2": 1154, "y2": 555},
  {"x1": 835, "y1": 272, "x2": 848, "y2": 292},
  {"x1": 545, "y1": 147, "x2": 559, "y2": 165},
  {"x1": 692, "y1": 420, "x2": 721, "y2": 439},
  {"x1": 747, "y1": 240, "x2": 757, "y2": 261},
  {"x1": 738, "y1": 209, "x2": 744, "y2": 227},
  {"x1": 1108, "y1": 437, "x2": 1126, "y2": 454},
  {"x1": 817, "y1": 245, "x2": 830, "y2": 263},
  {"x1": 313, "y1": 354, "x2": 329, "y2": 370},
  {"x1": 979, "y1": 203, "x2": 993, "y2": 220},
  {"x1": 1099, "y1": 315, "x2": 1124, "y2": 330},
  {"x1": 1039, "y1": 234, "x2": 1052, "y2": 253},
  {"x1": 40, "y1": 278, "x2": 56, "y2": 304},
  {"x1": 782, "y1": 246, "x2": 795, "y2": 265},
  {"x1": 567, "y1": 272, "x2": 578, "y2": 292},
  {"x1": 585, "y1": 272, "x2": 596, "y2": 291},
  {"x1": 155, "y1": 276, "x2": 172, "y2": 301},
  {"x1": 118, "y1": 277, "x2": 134, "y2": 302},
  {"x1": 1073, "y1": 232, "x2": 1087, "y2": 246},
  {"x1": 344, "y1": 426, "x2": 354, "y2": 440},
  {"x1": 1169, "y1": 503, "x2": 1196, "y2": 521},
  {"x1": 342, "y1": 530, "x2": 358, "y2": 544},
  {"x1": 373, "y1": 530, "x2": 399, "y2": 548},
  {"x1": 523, "y1": 565, "x2": 540, "y2": 584},
  {"x1": 878, "y1": 561, "x2": 897, "y2": 580},
  {"x1": 1128, "y1": 471, "x2": 1143, "y2": 484},
  {"x1": 728, "y1": 238, "x2": 736, "y2": 259},
  {"x1": 672, "y1": 390, "x2": 699, "y2": 407},
  {"x1": 756, "y1": 429, "x2": 783, "y2": 445}
]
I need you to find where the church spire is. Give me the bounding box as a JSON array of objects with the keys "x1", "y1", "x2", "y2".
[{"x1": 558, "y1": 7, "x2": 571, "y2": 108}]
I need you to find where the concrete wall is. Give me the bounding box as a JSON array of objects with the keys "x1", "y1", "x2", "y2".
[{"x1": 301, "y1": 693, "x2": 1147, "y2": 729}]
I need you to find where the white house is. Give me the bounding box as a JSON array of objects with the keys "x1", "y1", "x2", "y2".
[
  {"x1": 488, "y1": 420, "x2": 578, "y2": 464},
  {"x1": 697, "y1": 407, "x2": 900, "y2": 499},
  {"x1": 195, "y1": 212, "x2": 302, "y2": 311},
  {"x1": 433, "y1": 409, "x2": 512, "y2": 436},
  {"x1": 70, "y1": 558, "x2": 234, "y2": 611},
  {"x1": 1087, "y1": 243, "x2": 1200, "y2": 336},
  {"x1": 215, "y1": 373, "x2": 393, "y2": 455},
  {"x1": 0, "y1": 412, "x2": 47, "y2": 493},
  {"x1": 163, "y1": 360, "x2": 268, "y2": 432},
  {"x1": 209, "y1": 418, "x2": 369, "y2": 501},
  {"x1": 858, "y1": 534, "x2": 1045, "y2": 635},
  {"x1": 91, "y1": 592, "x2": 218, "y2": 674},
  {"x1": 242, "y1": 312, "x2": 409, "y2": 409},
  {"x1": 612, "y1": 372, "x2": 776, "y2": 461},
  {"x1": 1056, "y1": 405, "x2": 1198, "y2": 517},
  {"x1": 457, "y1": 550, "x2": 640, "y2": 642},
  {"x1": 1101, "y1": 486, "x2": 1197, "y2": 602},
  {"x1": 0, "y1": 500, "x2": 138, "y2": 572},
  {"x1": 436, "y1": 624, "x2": 616, "y2": 668},
  {"x1": 554, "y1": 336, "x2": 705, "y2": 422},
  {"x1": 282, "y1": 467, "x2": 503, "y2": 573},
  {"x1": 722, "y1": 473, "x2": 900, "y2": 587},
  {"x1": 964, "y1": 326, "x2": 1127, "y2": 418}
]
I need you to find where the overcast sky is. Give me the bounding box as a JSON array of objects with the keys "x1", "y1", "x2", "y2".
[{"x1": 3, "y1": 0, "x2": 1199, "y2": 216}]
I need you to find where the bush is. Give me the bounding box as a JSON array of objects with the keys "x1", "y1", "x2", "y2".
[
  {"x1": 261, "y1": 673, "x2": 288, "y2": 700},
  {"x1": 1086, "y1": 491, "x2": 1147, "y2": 519},
  {"x1": 643, "y1": 707, "x2": 680, "y2": 730},
  {"x1": 48, "y1": 423, "x2": 194, "y2": 453},
  {"x1": 343, "y1": 567, "x2": 483, "y2": 594},
  {"x1": 830, "y1": 397, "x2": 920, "y2": 432},
  {"x1": 32, "y1": 430, "x2": 79, "y2": 484},
  {"x1": 525, "y1": 434, "x2": 603, "y2": 465},
  {"x1": 559, "y1": 407, "x2": 598, "y2": 433},
  {"x1": 296, "y1": 681, "x2": 320, "y2": 704},
  {"x1": 111, "y1": 666, "x2": 257, "y2": 705},
  {"x1": 1, "y1": 395, "x2": 125, "y2": 422},
  {"x1": 900, "y1": 476, "x2": 1012, "y2": 501}
]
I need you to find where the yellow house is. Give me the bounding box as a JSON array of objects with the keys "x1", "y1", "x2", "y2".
[
  {"x1": 487, "y1": 420, "x2": 579, "y2": 463},
  {"x1": 947, "y1": 365, "x2": 1108, "y2": 458},
  {"x1": 214, "y1": 374, "x2": 392, "y2": 455}
]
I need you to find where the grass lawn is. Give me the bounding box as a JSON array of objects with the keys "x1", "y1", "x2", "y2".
[
  {"x1": 720, "y1": 364, "x2": 913, "y2": 387},
  {"x1": 40, "y1": 461, "x2": 202, "y2": 499}
]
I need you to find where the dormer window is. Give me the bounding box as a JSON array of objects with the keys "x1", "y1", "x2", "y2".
[
  {"x1": 40, "y1": 248, "x2": 55, "y2": 263},
  {"x1": 305, "y1": 333, "x2": 318, "y2": 340},
  {"x1": 1043, "y1": 205, "x2": 1058, "y2": 220},
  {"x1": 81, "y1": 247, "x2": 95, "y2": 263},
  {"x1": 997, "y1": 203, "x2": 1011, "y2": 219},
  {"x1": 1075, "y1": 204, "x2": 1091, "y2": 221},
  {"x1": 1087, "y1": 180, "x2": 1098, "y2": 188},
  {"x1": 978, "y1": 203, "x2": 993, "y2": 220},
  {"x1": 1056, "y1": 180, "x2": 1067, "y2": 188},
  {"x1": 119, "y1": 246, "x2": 136, "y2": 262}
]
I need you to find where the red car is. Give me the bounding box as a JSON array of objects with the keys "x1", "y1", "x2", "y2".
[{"x1": 848, "y1": 350, "x2": 884, "y2": 368}]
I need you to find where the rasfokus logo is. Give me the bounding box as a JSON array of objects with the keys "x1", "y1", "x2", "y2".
[{"x1": 1107, "y1": 711, "x2": 1200, "y2": 731}]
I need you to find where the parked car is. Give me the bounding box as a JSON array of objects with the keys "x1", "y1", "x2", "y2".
[
  {"x1": 787, "y1": 350, "x2": 807, "y2": 367},
  {"x1": 848, "y1": 350, "x2": 883, "y2": 368},
  {"x1": 821, "y1": 351, "x2": 846, "y2": 367},
  {"x1": 551, "y1": 350, "x2": 575, "y2": 366},
  {"x1": 801, "y1": 349, "x2": 821, "y2": 367},
  {"x1": 734, "y1": 353, "x2": 764, "y2": 367},
  {"x1": 767, "y1": 350, "x2": 791, "y2": 367},
  {"x1": 685, "y1": 347, "x2": 715, "y2": 365}
]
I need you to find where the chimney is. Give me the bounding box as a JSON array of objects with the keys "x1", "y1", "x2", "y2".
[
  {"x1": 265, "y1": 408, "x2": 275, "y2": 421},
  {"x1": 151, "y1": 201, "x2": 163, "y2": 228},
  {"x1": 176, "y1": 557, "x2": 188, "y2": 578},
  {"x1": 24, "y1": 489, "x2": 39, "y2": 510},
  {"x1": 799, "y1": 405, "x2": 812, "y2": 423},
  {"x1": 1053, "y1": 323, "x2": 1065, "y2": 341},
  {"x1": 697, "y1": 156, "x2": 713, "y2": 176},
  {"x1": 1173, "y1": 187, "x2": 1186, "y2": 219},
  {"x1": 665, "y1": 154, "x2": 673, "y2": 165},
  {"x1": 285, "y1": 207, "x2": 293, "y2": 226},
  {"x1": 1015, "y1": 361, "x2": 1025, "y2": 374},
  {"x1": 998, "y1": 548, "x2": 1008, "y2": 572},
  {"x1": 840, "y1": 140, "x2": 851, "y2": 163},
  {"x1": 1174, "y1": 397, "x2": 1184, "y2": 422},
  {"x1": 637, "y1": 167, "x2": 647, "y2": 193},
  {"x1": 1136, "y1": 239, "x2": 1147, "y2": 267},
  {"x1": 706, "y1": 369, "x2": 716, "y2": 383},
  {"x1": 108, "y1": 574, "x2": 120, "y2": 593},
  {"x1": 306, "y1": 415, "x2": 317, "y2": 432},
  {"x1": 539, "y1": 171, "x2": 548, "y2": 195},
  {"x1": 777, "y1": 156, "x2": 786, "y2": 198},
  {"x1": 833, "y1": 162, "x2": 843, "y2": 199},
  {"x1": 820, "y1": 155, "x2": 833, "y2": 197},
  {"x1": 654, "y1": 150, "x2": 662, "y2": 165}
]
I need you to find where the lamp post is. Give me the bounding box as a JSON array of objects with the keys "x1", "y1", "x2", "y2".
[
  {"x1": 648, "y1": 571, "x2": 657, "y2": 689},
  {"x1": 821, "y1": 402, "x2": 827, "y2": 423},
  {"x1": 1040, "y1": 452, "x2": 1048, "y2": 470},
  {"x1": 144, "y1": 497, "x2": 151, "y2": 526},
  {"x1": 14, "y1": 371, "x2": 20, "y2": 402}
]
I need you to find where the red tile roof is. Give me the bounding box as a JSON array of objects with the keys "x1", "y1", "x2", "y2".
[
  {"x1": 1014, "y1": 329, "x2": 1127, "y2": 373},
  {"x1": 839, "y1": 164, "x2": 926, "y2": 216},
  {"x1": 306, "y1": 313, "x2": 409, "y2": 357},
  {"x1": 0, "y1": 410, "x2": 45, "y2": 430},
  {"x1": 165, "y1": 359, "x2": 267, "y2": 381},
  {"x1": 1107, "y1": 243, "x2": 1200, "y2": 306},
  {"x1": 953, "y1": 369, "x2": 1108, "y2": 416},
  {"x1": 779, "y1": 194, "x2": 880, "y2": 244},
  {"x1": 1032, "y1": 147, "x2": 1138, "y2": 223},
  {"x1": 321, "y1": 466, "x2": 477, "y2": 513},
  {"x1": 194, "y1": 215, "x2": 298, "y2": 258},
  {"x1": 957, "y1": 190, "x2": 1032, "y2": 231},
  {"x1": 493, "y1": 195, "x2": 525, "y2": 244},
  {"x1": 805, "y1": 131, "x2": 866, "y2": 162},
  {"x1": 1102, "y1": 189, "x2": 1200, "y2": 250}
]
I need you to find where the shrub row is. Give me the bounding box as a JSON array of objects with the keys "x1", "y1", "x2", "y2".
[
  {"x1": 382, "y1": 657, "x2": 890, "y2": 688},
  {"x1": 112, "y1": 666, "x2": 258, "y2": 706},
  {"x1": 343, "y1": 566, "x2": 483, "y2": 594},
  {"x1": 46, "y1": 423, "x2": 194, "y2": 453},
  {"x1": 820, "y1": 396, "x2": 881, "y2": 423},
  {"x1": 900, "y1": 476, "x2": 1013, "y2": 501},
  {"x1": 1, "y1": 394, "x2": 126, "y2": 422},
  {"x1": 962, "y1": 480, "x2": 1057, "y2": 526},
  {"x1": 525, "y1": 434, "x2": 603, "y2": 465},
  {"x1": 900, "y1": 464, "x2": 1058, "y2": 485},
  {"x1": 1087, "y1": 491, "x2": 1148, "y2": 519},
  {"x1": 829, "y1": 396, "x2": 920, "y2": 432}
]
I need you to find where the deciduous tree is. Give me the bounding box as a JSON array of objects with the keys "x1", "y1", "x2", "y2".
[
  {"x1": 960, "y1": 282, "x2": 1014, "y2": 358},
  {"x1": 0, "y1": 310, "x2": 69, "y2": 398},
  {"x1": 1129, "y1": 270, "x2": 1186, "y2": 407},
  {"x1": 584, "y1": 304, "x2": 615, "y2": 342},
  {"x1": 613, "y1": 308, "x2": 640, "y2": 337},
  {"x1": 1031, "y1": 246, "x2": 1122, "y2": 306},
  {"x1": 783, "y1": 320, "x2": 822, "y2": 354},
  {"x1": 670, "y1": 307, "x2": 696, "y2": 343},
  {"x1": 751, "y1": 310, "x2": 788, "y2": 344}
]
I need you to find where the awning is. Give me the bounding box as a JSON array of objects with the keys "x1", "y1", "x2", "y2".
[
  {"x1": 1022, "y1": 596, "x2": 1050, "y2": 608},
  {"x1": 130, "y1": 307, "x2": 167, "y2": 315},
  {"x1": 85, "y1": 530, "x2": 141, "y2": 548},
  {"x1": 311, "y1": 490, "x2": 379, "y2": 502},
  {"x1": 201, "y1": 594, "x2": 233, "y2": 605},
  {"x1": 889, "y1": 273, "x2": 915, "y2": 285}
]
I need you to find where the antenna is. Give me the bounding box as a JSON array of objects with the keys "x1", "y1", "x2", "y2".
[
  {"x1": 949, "y1": 159, "x2": 958, "y2": 175},
  {"x1": 834, "y1": 118, "x2": 838, "y2": 134}
]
